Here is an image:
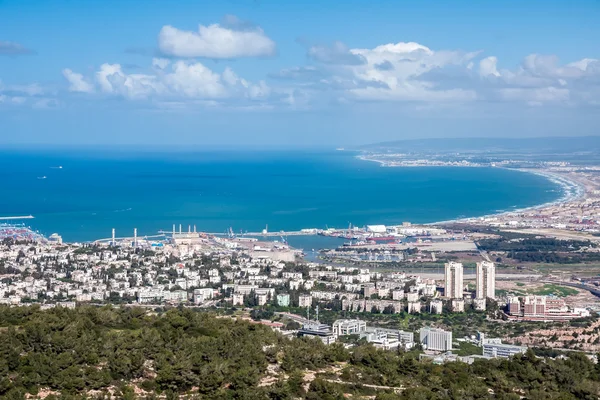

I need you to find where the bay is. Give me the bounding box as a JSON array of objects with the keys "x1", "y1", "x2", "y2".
[{"x1": 0, "y1": 149, "x2": 561, "y2": 242}]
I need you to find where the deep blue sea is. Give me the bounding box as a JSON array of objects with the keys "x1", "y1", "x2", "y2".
[{"x1": 0, "y1": 149, "x2": 562, "y2": 243}]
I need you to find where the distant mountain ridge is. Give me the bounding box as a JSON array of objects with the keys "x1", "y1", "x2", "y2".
[{"x1": 360, "y1": 136, "x2": 600, "y2": 154}]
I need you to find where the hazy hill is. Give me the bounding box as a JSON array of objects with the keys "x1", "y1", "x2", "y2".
[{"x1": 360, "y1": 136, "x2": 600, "y2": 154}]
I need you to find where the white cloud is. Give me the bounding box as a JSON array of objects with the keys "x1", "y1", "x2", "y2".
[
  {"x1": 0, "y1": 80, "x2": 56, "y2": 108},
  {"x1": 95, "y1": 63, "x2": 165, "y2": 99},
  {"x1": 152, "y1": 58, "x2": 170, "y2": 70},
  {"x1": 343, "y1": 41, "x2": 479, "y2": 102},
  {"x1": 63, "y1": 69, "x2": 94, "y2": 93},
  {"x1": 479, "y1": 56, "x2": 500, "y2": 77},
  {"x1": 63, "y1": 60, "x2": 272, "y2": 106},
  {"x1": 163, "y1": 61, "x2": 226, "y2": 98},
  {"x1": 158, "y1": 19, "x2": 276, "y2": 59},
  {"x1": 273, "y1": 39, "x2": 600, "y2": 107}
]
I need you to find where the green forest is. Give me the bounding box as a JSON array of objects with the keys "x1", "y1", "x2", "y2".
[{"x1": 1, "y1": 305, "x2": 600, "y2": 399}]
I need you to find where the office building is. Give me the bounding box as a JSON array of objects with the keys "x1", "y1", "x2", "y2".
[
  {"x1": 332, "y1": 319, "x2": 367, "y2": 336},
  {"x1": 444, "y1": 261, "x2": 463, "y2": 299},
  {"x1": 483, "y1": 343, "x2": 527, "y2": 358},
  {"x1": 419, "y1": 327, "x2": 452, "y2": 352},
  {"x1": 298, "y1": 322, "x2": 337, "y2": 345},
  {"x1": 397, "y1": 330, "x2": 415, "y2": 344},
  {"x1": 476, "y1": 261, "x2": 496, "y2": 299}
]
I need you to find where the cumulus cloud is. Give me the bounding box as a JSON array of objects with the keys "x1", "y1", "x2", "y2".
[
  {"x1": 152, "y1": 58, "x2": 170, "y2": 70},
  {"x1": 63, "y1": 69, "x2": 94, "y2": 93},
  {"x1": 342, "y1": 42, "x2": 479, "y2": 102},
  {"x1": 479, "y1": 56, "x2": 500, "y2": 77},
  {"x1": 158, "y1": 18, "x2": 276, "y2": 59},
  {"x1": 374, "y1": 61, "x2": 394, "y2": 71},
  {"x1": 63, "y1": 60, "x2": 271, "y2": 105},
  {"x1": 275, "y1": 39, "x2": 600, "y2": 107},
  {"x1": 0, "y1": 41, "x2": 35, "y2": 56}
]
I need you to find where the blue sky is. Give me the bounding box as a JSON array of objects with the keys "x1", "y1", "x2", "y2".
[{"x1": 1, "y1": 0, "x2": 599, "y2": 147}]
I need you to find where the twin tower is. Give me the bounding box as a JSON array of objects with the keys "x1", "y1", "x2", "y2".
[{"x1": 445, "y1": 261, "x2": 496, "y2": 300}]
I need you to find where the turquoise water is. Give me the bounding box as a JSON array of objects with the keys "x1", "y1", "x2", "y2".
[{"x1": 0, "y1": 149, "x2": 562, "y2": 242}]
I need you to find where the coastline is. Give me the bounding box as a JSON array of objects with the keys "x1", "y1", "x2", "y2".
[
  {"x1": 430, "y1": 168, "x2": 586, "y2": 226},
  {"x1": 355, "y1": 154, "x2": 587, "y2": 226}
]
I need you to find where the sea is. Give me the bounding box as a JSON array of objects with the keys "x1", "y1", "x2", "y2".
[{"x1": 0, "y1": 149, "x2": 562, "y2": 246}]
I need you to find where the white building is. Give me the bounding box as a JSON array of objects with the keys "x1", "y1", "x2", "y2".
[
  {"x1": 444, "y1": 261, "x2": 463, "y2": 299},
  {"x1": 419, "y1": 327, "x2": 452, "y2": 352},
  {"x1": 298, "y1": 294, "x2": 313, "y2": 308},
  {"x1": 476, "y1": 261, "x2": 496, "y2": 300},
  {"x1": 298, "y1": 322, "x2": 337, "y2": 345},
  {"x1": 451, "y1": 298, "x2": 465, "y2": 312},
  {"x1": 483, "y1": 343, "x2": 527, "y2": 358},
  {"x1": 392, "y1": 289, "x2": 405, "y2": 300},
  {"x1": 193, "y1": 288, "x2": 214, "y2": 304},
  {"x1": 232, "y1": 293, "x2": 244, "y2": 306},
  {"x1": 406, "y1": 291, "x2": 419, "y2": 302},
  {"x1": 473, "y1": 298, "x2": 486, "y2": 311},
  {"x1": 429, "y1": 299, "x2": 443, "y2": 314},
  {"x1": 408, "y1": 301, "x2": 421, "y2": 314},
  {"x1": 257, "y1": 293, "x2": 268, "y2": 306},
  {"x1": 366, "y1": 225, "x2": 387, "y2": 234},
  {"x1": 332, "y1": 319, "x2": 367, "y2": 336}
]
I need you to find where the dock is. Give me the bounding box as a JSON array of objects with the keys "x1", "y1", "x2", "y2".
[{"x1": 212, "y1": 230, "x2": 318, "y2": 237}]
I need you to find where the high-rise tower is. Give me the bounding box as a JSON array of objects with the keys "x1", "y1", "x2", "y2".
[
  {"x1": 444, "y1": 261, "x2": 464, "y2": 299},
  {"x1": 476, "y1": 261, "x2": 496, "y2": 299}
]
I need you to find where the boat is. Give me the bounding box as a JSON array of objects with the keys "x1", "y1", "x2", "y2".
[
  {"x1": 37, "y1": 176, "x2": 47, "y2": 180},
  {"x1": 366, "y1": 236, "x2": 398, "y2": 242}
]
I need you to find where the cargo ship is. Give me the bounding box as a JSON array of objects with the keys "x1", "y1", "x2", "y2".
[{"x1": 366, "y1": 236, "x2": 401, "y2": 243}]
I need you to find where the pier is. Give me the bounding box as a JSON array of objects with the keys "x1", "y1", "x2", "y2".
[{"x1": 0, "y1": 215, "x2": 34, "y2": 220}]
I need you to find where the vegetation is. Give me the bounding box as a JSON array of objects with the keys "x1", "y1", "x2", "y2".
[
  {"x1": 2, "y1": 306, "x2": 600, "y2": 399},
  {"x1": 476, "y1": 237, "x2": 600, "y2": 264},
  {"x1": 532, "y1": 284, "x2": 580, "y2": 297}
]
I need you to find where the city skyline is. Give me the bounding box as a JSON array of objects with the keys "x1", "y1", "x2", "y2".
[{"x1": 1, "y1": 0, "x2": 600, "y2": 146}]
